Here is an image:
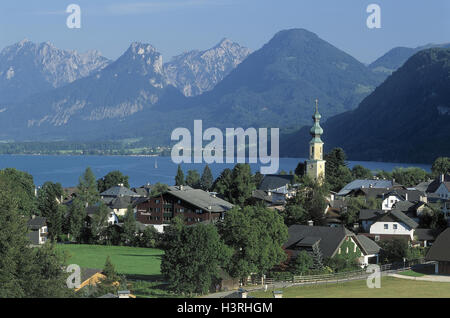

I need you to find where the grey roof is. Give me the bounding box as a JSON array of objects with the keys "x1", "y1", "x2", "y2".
[
  {"x1": 414, "y1": 228, "x2": 437, "y2": 242},
  {"x1": 414, "y1": 181, "x2": 432, "y2": 193},
  {"x1": 86, "y1": 204, "x2": 114, "y2": 216},
  {"x1": 359, "y1": 188, "x2": 424, "y2": 202},
  {"x1": 392, "y1": 200, "x2": 416, "y2": 213},
  {"x1": 251, "y1": 190, "x2": 286, "y2": 205},
  {"x1": 356, "y1": 235, "x2": 381, "y2": 255},
  {"x1": 284, "y1": 225, "x2": 355, "y2": 258},
  {"x1": 337, "y1": 179, "x2": 394, "y2": 196},
  {"x1": 426, "y1": 228, "x2": 450, "y2": 262},
  {"x1": 359, "y1": 209, "x2": 385, "y2": 221},
  {"x1": 27, "y1": 216, "x2": 47, "y2": 229},
  {"x1": 390, "y1": 210, "x2": 419, "y2": 229},
  {"x1": 100, "y1": 186, "x2": 140, "y2": 197},
  {"x1": 167, "y1": 186, "x2": 233, "y2": 213},
  {"x1": 426, "y1": 174, "x2": 450, "y2": 193},
  {"x1": 27, "y1": 231, "x2": 40, "y2": 245},
  {"x1": 358, "y1": 209, "x2": 418, "y2": 229},
  {"x1": 258, "y1": 174, "x2": 294, "y2": 191},
  {"x1": 108, "y1": 196, "x2": 141, "y2": 209}
]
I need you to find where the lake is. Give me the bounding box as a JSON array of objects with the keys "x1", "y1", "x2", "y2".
[{"x1": 0, "y1": 155, "x2": 431, "y2": 187}]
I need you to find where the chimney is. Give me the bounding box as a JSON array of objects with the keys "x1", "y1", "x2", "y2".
[
  {"x1": 179, "y1": 185, "x2": 184, "y2": 191},
  {"x1": 405, "y1": 193, "x2": 408, "y2": 201},
  {"x1": 118, "y1": 183, "x2": 124, "y2": 187},
  {"x1": 441, "y1": 174, "x2": 445, "y2": 183},
  {"x1": 307, "y1": 220, "x2": 314, "y2": 226},
  {"x1": 32, "y1": 215, "x2": 36, "y2": 219},
  {"x1": 420, "y1": 195, "x2": 428, "y2": 203}
]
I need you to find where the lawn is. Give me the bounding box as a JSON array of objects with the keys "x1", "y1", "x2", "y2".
[
  {"x1": 398, "y1": 270, "x2": 425, "y2": 277},
  {"x1": 249, "y1": 277, "x2": 450, "y2": 298},
  {"x1": 56, "y1": 244, "x2": 164, "y2": 279}
]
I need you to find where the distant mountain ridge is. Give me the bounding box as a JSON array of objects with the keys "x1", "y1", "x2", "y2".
[
  {"x1": 164, "y1": 38, "x2": 251, "y2": 96},
  {"x1": 0, "y1": 39, "x2": 110, "y2": 103},
  {"x1": 281, "y1": 48, "x2": 450, "y2": 163},
  {"x1": 369, "y1": 43, "x2": 450, "y2": 75}
]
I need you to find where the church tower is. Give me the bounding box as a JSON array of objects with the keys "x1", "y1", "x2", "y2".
[{"x1": 306, "y1": 99, "x2": 326, "y2": 184}]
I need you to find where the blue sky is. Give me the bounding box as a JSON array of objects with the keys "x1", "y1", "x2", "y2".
[{"x1": 0, "y1": 0, "x2": 448, "y2": 63}]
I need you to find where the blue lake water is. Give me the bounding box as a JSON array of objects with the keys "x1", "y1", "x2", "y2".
[{"x1": 0, "y1": 155, "x2": 431, "y2": 187}]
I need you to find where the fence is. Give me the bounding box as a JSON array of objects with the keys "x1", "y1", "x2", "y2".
[{"x1": 246, "y1": 258, "x2": 426, "y2": 289}]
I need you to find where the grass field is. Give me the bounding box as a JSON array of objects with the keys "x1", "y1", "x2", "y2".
[
  {"x1": 398, "y1": 270, "x2": 425, "y2": 277},
  {"x1": 56, "y1": 244, "x2": 164, "y2": 279},
  {"x1": 249, "y1": 277, "x2": 450, "y2": 298}
]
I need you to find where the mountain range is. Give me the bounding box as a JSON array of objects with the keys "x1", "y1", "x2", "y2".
[
  {"x1": 0, "y1": 29, "x2": 448, "y2": 163},
  {"x1": 281, "y1": 48, "x2": 450, "y2": 163}
]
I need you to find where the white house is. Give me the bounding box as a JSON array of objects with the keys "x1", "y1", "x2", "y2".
[
  {"x1": 359, "y1": 209, "x2": 418, "y2": 241},
  {"x1": 381, "y1": 192, "x2": 404, "y2": 211},
  {"x1": 435, "y1": 182, "x2": 450, "y2": 200},
  {"x1": 27, "y1": 216, "x2": 48, "y2": 245}
]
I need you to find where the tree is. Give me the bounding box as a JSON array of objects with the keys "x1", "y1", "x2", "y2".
[
  {"x1": 219, "y1": 206, "x2": 288, "y2": 280},
  {"x1": 37, "y1": 181, "x2": 64, "y2": 241},
  {"x1": 68, "y1": 197, "x2": 86, "y2": 242},
  {"x1": 431, "y1": 157, "x2": 450, "y2": 177},
  {"x1": 378, "y1": 239, "x2": 408, "y2": 264},
  {"x1": 150, "y1": 183, "x2": 168, "y2": 197},
  {"x1": 324, "y1": 148, "x2": 353, "y2": 192},
  {"x1": 175, "y1": 165, "x2": 185, "y2": 186},
  {"x1": 97, "y1": 170, "x2": 130, "y2": 193},
  {"x1": 0, "y1": 168, "x2": 36, "y2": 217},
  {"x1": 90, "y1": 203, "x2": 110, "y2": 242},
  {"x1": 186, "y1": 170, "x2": 201, "y2": 188},
  {"x1": 286, "y1": 176, "x2": 328, "y2": 226},
  {"x1": 213, "y1": 168, "x2": 233, "y2": 200},
  {"x1": 0, "y1": 184, "x2": 72, "y2": 297},
  {"x1": 351, "y1": 165, "x2": 373, "y2": 179},
  {"x1": 291, "y1": 251, "x2": 313, "y2": 275},
  {"x1": 161, "y1": 223, "x2": 231, "y2": 295},
  {"x1": 122, "y1": 205, "x2": 136, "y2": 246},
  {"x1": 200, "y1": 165, "x2": 213, "y2": 191},
  {"x1": 103, "y1": 256, "x2": 119, "y2": 283},
  {"x1": 77, "y1": 167, "x2": 99, "y2": 207},
  {"x1": 229, "y1": 164, "x2": 256, "y2": 206},
  {"x1": 392, "y1": 167, "x2": 429, "y2": 187},
  {"x1": 294, "y1": 161, "x2": 306, "y2": 178},
  {"x1": 341, "y1": 196, "x2": 379, "y2": 227},
  {"x1": 311, "y1": 244, "x2": 324, "y2": 272}
]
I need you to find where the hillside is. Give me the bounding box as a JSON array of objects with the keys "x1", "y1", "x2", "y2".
[{"x1": 281, "y1": 48, "x2": 450, "y2": 163}]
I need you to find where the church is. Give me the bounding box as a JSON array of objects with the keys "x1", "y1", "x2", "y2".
[{"x1": 306, "y1": 99, "x2": 326, "y2": 184}]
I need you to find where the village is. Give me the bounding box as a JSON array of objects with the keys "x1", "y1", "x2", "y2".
[{"x1": 17, "y1": 104, "x2": 450, "y2": 299}]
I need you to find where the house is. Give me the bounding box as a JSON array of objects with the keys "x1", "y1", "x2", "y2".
[
  {"x1": 258, "y1": 174, "x2": 296, "y2": 198},
  {"x1": 27, "y1": 216, "x2": 48, "y2": 245},
  {"x1": 283, "y1": 225, "x2": 380, "y2": 267},
  {"x1": 136, "y1": 185, "x2": 234, "y2": 232},
  {"x1": 249, "y1": 189, "x2": 287, "y2": 209},
  {"x1": 435, "y1": 182, "x2": 450, "y2": 200},
  {"x1": 336, "y1": 179, "x2": 402, "y2": 197},
  {"x1": 100, "y1": 185, "x2": 141, "y2": 204},
  {"x1": 358, "y1": 209, "x2": 418, "y2": 241},
  {"x1": 426, "y1": 228, "x2": 450, "y2": 274},
  {"x1": 86, "y1": 205, "x2": 119, "y2": 225},
  {"x1": 413, "y1": 228, "x2": 437, "y2": 248},
  {"x1": 424, "y1": 174, "x2": 450, "y2": 193},
  {"x1": 132, "y1": 183, "x2": 153, "y2": 197}
]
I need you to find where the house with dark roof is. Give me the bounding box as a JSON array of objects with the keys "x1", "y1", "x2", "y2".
[
  {"x1": 258, "y1": 174, "x2": 296, "y2": 197},
  {"x1": 426, "y1": 228, "x2": 450, "y2": 274},
  {"x1": 86, "y1": 205, "x2": 118, "y2": 225},
  {"x1": 136, "y1": 185, "x2": 234, "y2": 232},
  {"x1": 337, "y1": 179, "x2": 402, "y2": 197},
  {"x1": 358, "y1": 209, "x2": 418, "y2": 241},
  {"x1": 425, "y1": 174, "x2": 450, "y2": 193},
  {"x1": 413, "y1": 228, "x2": 438, "y2": 248},
  {"x1": 284, "y1": 225, "x2": 380, "y2": 267},
  {"x1": 100, "y1": 185, "x2": 141, "y2": 199},
  {"x1": 27, "y1": 216, "x2": 48, "y2": 245}
]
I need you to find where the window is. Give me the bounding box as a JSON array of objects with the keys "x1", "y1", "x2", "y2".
[
  {"x1": 393, "y1": 224, "x2": 398, "y2": 230},
  {"x1": 384, "y1": 224, "x2": 389, "y2": 230},
  {"x1": 375, "y1": 235, "x2": 380, "y2": 241},
  {"x1": 155, "y1": 199, "x2": 160, "y2": 204}
]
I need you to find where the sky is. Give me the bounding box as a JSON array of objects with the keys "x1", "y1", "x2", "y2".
[{"x1": 0, "y1": 0, "x2": 448, "y2": 64}]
